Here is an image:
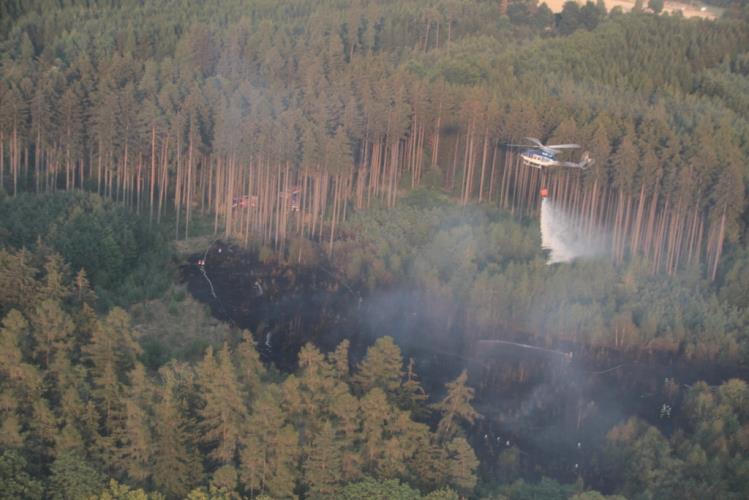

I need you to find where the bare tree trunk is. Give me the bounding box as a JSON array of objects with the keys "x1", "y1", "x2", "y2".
[
  {"x1": 149, "y1": 126, "x2": 156, "y2": 224},
  {"x1": 185, "y1": 137, "x2": 193, "y2": 239},
  {"x1": 710, "y1": 209, "x2": 726, "y2": 281},
  {"x1": 630, "y1": 184, "x2": 646, "y2": 255},
  {"x1": 478, "y1": 131, "x2": 489, "y2": 203},
  {"x1": 157, "y1": 137, "x2": 169, "y2": 224}
]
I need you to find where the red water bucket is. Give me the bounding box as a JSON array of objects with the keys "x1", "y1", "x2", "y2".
[{"x1": 540, "y1": 187, "x2": 549, "y2": 198}]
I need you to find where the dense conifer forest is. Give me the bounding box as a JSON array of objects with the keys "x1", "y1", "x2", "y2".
[
  {"x1": 2, "y1": 0, "x2": 749, "y2": 498},
  {"x1": 0, "y1": 233, "x2": 480, "y2": 498},
  {"x1": 2, "y1": 0, "x2": 749, "y2": 274}
]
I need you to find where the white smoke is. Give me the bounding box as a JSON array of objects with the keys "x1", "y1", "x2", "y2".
[{"x1": 540, "y1": 198, "x2": 606, "y2": 264}]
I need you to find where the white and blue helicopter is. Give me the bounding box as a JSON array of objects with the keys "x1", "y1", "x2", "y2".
[{"x1": 506, "y1": 137, "x2": 593, "y2": 171}]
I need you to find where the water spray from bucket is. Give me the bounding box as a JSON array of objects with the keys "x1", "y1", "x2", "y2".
[{"x1": 539, "y1": 189, "x2": 606, "y2": 264}]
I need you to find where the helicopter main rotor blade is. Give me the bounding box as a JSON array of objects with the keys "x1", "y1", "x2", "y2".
[
  {"x1": 524, "y1": 137, "x2": 544, "y2": 147},
  {"x1": 547, "y1": 144, "x2": 580, "y2": 149}
]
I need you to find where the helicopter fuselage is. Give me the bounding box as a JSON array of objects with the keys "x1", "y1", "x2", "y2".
[{"x1": 520, "y1": 148, "x2": 558, "y2": 169}]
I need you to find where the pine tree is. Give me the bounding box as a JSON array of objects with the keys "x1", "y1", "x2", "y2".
[
  {"x1": 59, "y1": 85, "x2": 85, "y2": 191},
  {"x1": 197, "y1": 344, "x2": 248, "y2": 465},
  {"x1": 239, "y1": 386, "x2": 300, "y2": 499},
  {"x1": 354, "y1": 336, "x2": 404, "y2": 395},
  {"x1": 0, "y1": 81, "x2": 28, "y2": 196},
  {"x1": 359, "y1": 387, "x2": 390, "y2": 474},
  {"x1": 83, "y1": 308, "x2": 142, "y2": 438},
  {"x1": 31, "y1": 299, "x2": 73, "y2": 370},
  {"x1": 234, "y1": 331, "x2": 265, "y2": 401},
  {"x1": 397, "y1": 358, "x2": 428, "y2": 417},
  {"x1": 297, "y1": 343, "x2": 343, "y2": 429},
  {"x1": 328, "y1": 390, "x2": 362, "y2": 482},
  {"x1": 92, "y1": 479, "x2": 154, "y2": 499},
  {"x1": 39, "y1": 254, "x2": 71, "y2": 304},
  {"x1": 0, "y1": 309, "x2": 31, "y2": 383},
  {"x1": 73, "y1": 269, "x2": 97, "y2": 306},
  {"x1": 209, "y1": 464, "x2": 240, "y2": 496},
  {"x1": 445, "y1": 437, "x2": 478, "y2": 495},
  {"x1": 329, "y1": 339, "x2": 350, "y2": 380},
  {"x1": 0, "y1": 390, "x2": 24, "y2": 448},
  {"x1": 117, "y1": 363, "x2": 153, "y2": 484},
  {"x1": 432, "y1": 370, "x2": 480, "y2": 441},
  {"x1": 29, "y1": 73, "x2": 58, "y2": 193},
  {"x1": 0, "y1": 250, "x2": 39, "y2": 316},
  {"x1": 303, "y1": 420, "x2": 342, "y2": 498},
  {"x1": 2, "y1": 312, "x2": 43, "y2": 429},
  {"x1": 423, "y1": 488, "x2": 459, "y2": 500},
  {"x1": 27, "y1": 397, "x2": 58, "y2": 465},
  {"x1": 280, "y1": 374, "x2": 304, "y2": 420},
  {"x1": 152, "y1": 371, "x2": 203, "y2": 498},
  {"x1": 48, "y1": 452, "x2": 104, "y2": 500},
  {"x1": 410, "y1": 441, "x2": 449, "y2": 492},
  {"x1": 55, "y1": 381, "x2": 89, "y2": 455},
  {"x1": 55, "y1": 421, "x2": 85, "y2": 457}
]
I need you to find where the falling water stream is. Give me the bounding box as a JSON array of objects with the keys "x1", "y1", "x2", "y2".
[{"x1": 540, "y1": 198, "x2": 606, "y2": 264}]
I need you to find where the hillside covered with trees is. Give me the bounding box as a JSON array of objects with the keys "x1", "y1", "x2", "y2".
[
  {"x1": 329, "y1": 195, "x2": 749, "y2": 362},
  {"x1": 1, "y1": 0, "x2": 749, "y2": 277},
  {"x1": 2, "y1": 0, "x2": 749, "y2": 498},
  {"x1": 2, "y1": 191, "x2": 749, "y2": 499},
  {"x1": 0, "y1": 234, "x2": 480, "y2": 498}
]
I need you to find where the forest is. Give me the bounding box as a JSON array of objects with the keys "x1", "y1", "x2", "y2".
[
  {"x1": 2, "y1": 0, "x2": 749, "y2": 498},
  {"x1": 329, "y1": 194, "x2": 749, "y2": 362},
  {"x1": 2, "y1": 193, "x2": 749, "y2": 498},
  {"x1": 0, "y1": 227, "x2": 481, "y2": 499},
  {"x1": 1, "y1": 0, "x2": 749, "y2": 276}
]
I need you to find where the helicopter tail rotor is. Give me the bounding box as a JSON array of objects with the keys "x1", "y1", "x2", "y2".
[{"x1": 579, "y1": 151, "x2": 594, "y2": 169}]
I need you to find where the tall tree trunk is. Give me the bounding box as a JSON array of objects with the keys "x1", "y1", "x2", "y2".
[
  {"x1": 478, "y1": 131, "x2": 489, "y2": 203},
  {"x1": 630, "y1": 184, "x2": 646, "y2": 255},
  {"x1": 149, "y1": 126, "x2": 156, "y2": 224},
  {"x1": 185, "y1": 137, "x2": 193, "y2": 239},
  {"x1": 710, "y1": 208, "x2": 726, "y2": 281}
]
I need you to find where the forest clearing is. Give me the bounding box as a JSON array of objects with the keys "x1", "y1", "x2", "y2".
[{"x1": 544, "y1": 0, "x2": 723, "y2": 18}]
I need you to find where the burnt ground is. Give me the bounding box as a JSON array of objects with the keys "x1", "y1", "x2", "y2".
[{"x1": 180, "y1": 241, "x2": 749, "y2": 491}]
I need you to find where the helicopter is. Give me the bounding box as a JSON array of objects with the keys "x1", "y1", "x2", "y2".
[{"x1": 506, "y1": 137, "x2": 593, "y2": 171}]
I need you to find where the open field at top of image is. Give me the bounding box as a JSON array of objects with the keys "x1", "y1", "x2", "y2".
[{"x1": 544, "y1": 0, "x2": 723, "y2": 18}]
